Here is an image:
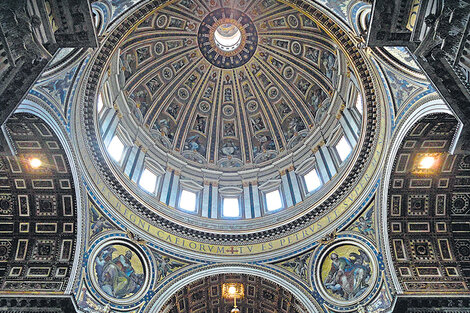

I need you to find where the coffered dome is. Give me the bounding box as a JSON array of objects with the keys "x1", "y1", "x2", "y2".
[
  {"x1": 114, "y1": 1, "x2": 347, "y2": 172},
  {"x1": 81, "y1": 0, "x2": 378, "y2": 245}
]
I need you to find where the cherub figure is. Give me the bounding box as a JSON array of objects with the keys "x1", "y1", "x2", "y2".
[{"x1": 354, "y1": 209, "x2": 374, "y2": 236}]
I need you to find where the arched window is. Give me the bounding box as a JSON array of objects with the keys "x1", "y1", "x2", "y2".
[
  {"x1": 107, "y1": 135, "x2": 125, "y2": 162},
  {"x1": 97, "y1": 92, "x2": 104, "y2": 115},
  {"x1": 335, "y1": 135, "x2": 352, "y2": 163},
  {"x1": 179, "y1": 189, "x2": 197, "y2": 212},
  {"x1": 355, "y1": 92, "x2": 363, "y2": 115},
  {"x1": 304, "y1": 168, "x2": 322, "y2": 192},
  {"x1": 139, "y1": 168, "x2": 157, "y2": 193},
  {"x1": 223, "y1": 197, "x2": 240, "y2": 217},
  {"x1": 265, "y1": 189, "x2": 283, "y2": 212}
]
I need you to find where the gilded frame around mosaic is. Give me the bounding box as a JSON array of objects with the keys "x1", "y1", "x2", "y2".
[
  {"x1": 314, "y1": 237, "x2": 379, "y2": 309},
  {"x1": 86, "y1": 236, "x2": 152, "y2": 307}
]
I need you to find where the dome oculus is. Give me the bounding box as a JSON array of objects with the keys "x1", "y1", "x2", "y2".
[
  {"x1": 214, "y1": 23, "x2": 242, "y2": 51},
  {"x1": 198, "y1": 8, "x2": 257, "y2": 69}
]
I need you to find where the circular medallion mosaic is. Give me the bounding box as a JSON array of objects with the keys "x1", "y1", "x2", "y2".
[
  {"x1": 90, "y1": 240, "x2": 149, "y2": 303},
  {"x1": 316, "y1": 241, "x2": 377, "y2": 306},
  {"x1": 198, "y1": 8, "x2": 258, "y2": 69}
]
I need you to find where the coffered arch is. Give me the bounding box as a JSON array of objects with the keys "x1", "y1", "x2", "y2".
[
  {"x1": 145, "y1": 264, "x2": 320, "y2": 313},
  {"x1": 386, "y1": 112, "x2": 470, "y2": 294},
  {"x1": 0, "y1": 112, "x2": 80, "y2": 293}
]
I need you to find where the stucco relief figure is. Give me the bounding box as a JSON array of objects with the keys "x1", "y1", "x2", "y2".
[
  {"x1": 167, "y1": 102, "x2": 180, "y2": 119},
  {"x1": 258, "y1": 73, "x2": 271, "y2": 88},
  {"x1": 185, "y1": 134, "x2": 206, "y2": 155},
  {"x1": 121, "y1": 53, "x2": 136, "y2": 80},
  {"x1": 194, "y1": 115, "x2": 206, "y2": 133},
  {"x1": 322, "y1": 246, "x2": 372, "y2": 301},
  {"x1": 146, "y1": 77, "x2": 162, "y2": 95},
  {"x1": 224, "y1": 88, "x2": 233, "y2": 102},
  {"x1": 297, "y1": 78, "x2": 311, "y2": 95},
  {"x1": 173, "y1": 59, "x2": 186, "y2": 72},
  {"x1": 136, "y1": 47, "x2": 150, "y2": 63},
  {"x1": 277, "y1": 100, "x2": 292, "y2": 118},
  {"x1": 130, "y1": 89, "x2": 149, "y2": 118},
  {"x1": 203, "y1": 86, "x2": 213, "y2": 99},
  {"x1": 253, "y1": 134, "x2": 275, "y2": 155},
  {"x1": 94, "y1": 245, "x2": 145, "y2": 299},
  {"x1": 185, "y1": 74, "x2": 198, "y2": 89},
  {"x1": 223, "y1": 122, "x2": 235, "y2": 137},
  {"x1": 243, "y1": 84, "x2": 253, "y2": 98},
  {"x1": 285, "y1": 116, "x2": 305, "y2": 139}
]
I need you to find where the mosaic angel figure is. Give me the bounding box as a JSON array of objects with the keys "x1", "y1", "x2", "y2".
[
  {"x1": 155, "y1": 253, "x2": 185, "y2": 281},
  {"x1": 90, "y1": 207, "x2": 113, "y2": 237},
  {"x1": 282, "y1": 253, "x2": 310, "y2": 279},
  {"x1": 354, "y1": 209, "x2": 374, "y2": 236}
]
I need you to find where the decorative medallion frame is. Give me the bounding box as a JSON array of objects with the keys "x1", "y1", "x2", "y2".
[
  {"x1": 85, "y1": 234, "x2": 154, "y2": 309},
  {"x1": 312, "y1": 235, "x2": 383, "y2": 311}
]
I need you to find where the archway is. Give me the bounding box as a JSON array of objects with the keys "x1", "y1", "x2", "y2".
[
  {"x1": 385, "y1": 112, "x2": 470, "y2": 293},
  {"x1": 0, "y1": 113, "x2": 80, "y2": 293},
  {"x1": 145, "y1": 264, "x2": 320, "y2": 313}
]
